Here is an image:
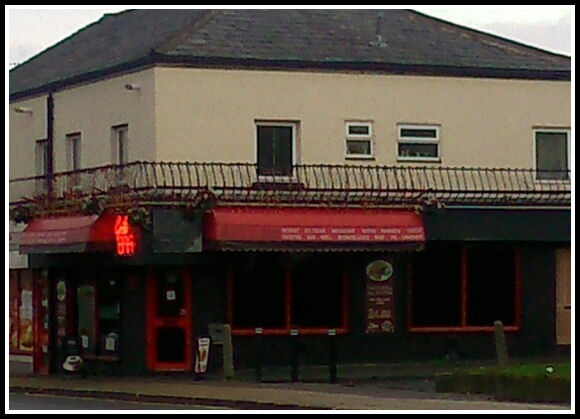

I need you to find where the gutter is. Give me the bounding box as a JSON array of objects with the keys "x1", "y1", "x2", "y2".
[{"x1": 9, "y1": 54, "x2": 571, "y2": 101}]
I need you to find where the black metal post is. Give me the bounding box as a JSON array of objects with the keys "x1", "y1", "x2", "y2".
[
  {"x1": 328, "y1": 329, "x2": 337, "y2": 384},
  {"x1": 290, "y1": 329, "x2": 299, "y2": 382},
  {"x1": 255, "y1": 328, "x2": 263, "y2": 382},
  {"x1": 46, "y1": 92, "x2": 55, "y2": 196}
]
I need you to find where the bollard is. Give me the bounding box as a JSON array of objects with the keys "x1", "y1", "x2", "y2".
[
  {"x1": 494, "y1": 320, "x2": 510, "y2": 367},
  {"x1": 255, "y1": 328, "x2": 263, "y2": 383},
  {"x1": 290, "y1": 329, "x2": 299, "y2": 382},
  {"x1": 328, "y1": 329, "x2": 337, "y2": 384}
]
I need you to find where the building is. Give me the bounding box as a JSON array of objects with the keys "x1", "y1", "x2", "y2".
[{"x1": 9, "y1": 9, "x2": 571, "y2": 376}]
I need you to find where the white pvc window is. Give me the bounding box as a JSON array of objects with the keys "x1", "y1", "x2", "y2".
[
  {"x1": 397, "y1": 124, "x2": 440, "y2": 162},
  {"x1": 345, "y1": 122, "x2": 373, "y2": 159}
]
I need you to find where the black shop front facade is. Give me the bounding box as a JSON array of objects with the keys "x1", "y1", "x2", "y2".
[{"x1": 18, "y1": 205, "x2": 569, "y2": 376}]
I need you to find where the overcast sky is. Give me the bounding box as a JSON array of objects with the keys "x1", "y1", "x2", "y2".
[{"x1": 6, "y1": 6, "x2": 574, "y2": 68}]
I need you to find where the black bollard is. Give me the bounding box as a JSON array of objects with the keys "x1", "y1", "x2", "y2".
[
  {"x1": 328, "y1": 329, "x2": 337, "y2": 384},
  {"x1": 290, "y1": 329, "x2": 299, "y2": 382},
  {"x1": 255, "y1": 328, "x2": 263, "y2": 382}
]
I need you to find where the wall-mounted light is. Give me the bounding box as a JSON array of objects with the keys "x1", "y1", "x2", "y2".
[
  {"x1": 124, "y1": 83, "x2": 141, "y2": 91},
  {"x1": 14, "y1": 107, "x2": 33, "y2": 114}
]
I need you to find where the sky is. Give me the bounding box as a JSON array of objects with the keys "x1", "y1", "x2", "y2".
[{"x1": 6, "y1": 5, "x2": 574, "y2": 68}]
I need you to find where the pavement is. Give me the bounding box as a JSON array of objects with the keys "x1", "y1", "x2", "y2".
[{"x1": 8, "y1": 359, "x2": 573, "y2": 411}]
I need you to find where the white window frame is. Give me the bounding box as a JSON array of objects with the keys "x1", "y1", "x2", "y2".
[
  {"x1": 66, "y1": 133, "x2": 82, "y2": 172},
  {"x1": 254, "y1": 121, "x2": 298, "y2": 182},
  {"x1": 345, "y1": 121, "x2": 374, "y2": 159},
  {"x1": 112, "y1": 124, "x2": 129, "y2": 165},
  {"x1": 397, "y1": 124, "x2": 441, "y2": 162},
  {"x1": 532, "y1": 128, "x2": 571, "y2": 183}
]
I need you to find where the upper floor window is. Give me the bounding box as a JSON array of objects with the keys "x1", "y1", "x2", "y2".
[
  {"x1": 256, "y1": 122, "x2": 295, "y2": 177},
  {"x1": 35, "y1": 139, "x2": 48, "y2": 177},
  {"x1": 397, "y1": 124, "x2": 440, "y2": 162},
  {"x1": 112, "y1": 124, "x2": 129, "y2": 165},
  {"x1": 345, "y1": 122, "x2": 373, "y2": 159},
  {"x1": 66, "y1": 133, "x2": 82, "y2": 171},
  {"x1": 534, "y1": 129, "x2": 570, "y2": 181}
]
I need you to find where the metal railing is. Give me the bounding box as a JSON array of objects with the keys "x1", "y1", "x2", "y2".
[{"x1": 9, "y1": 161, "x2": 571, "y2": 214}]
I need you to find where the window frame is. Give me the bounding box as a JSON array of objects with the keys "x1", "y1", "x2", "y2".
[
  {"x1": 532, "y1": 128, "x2": 571, "y2": 183},
  {"x1": 408, "y1": 246, "x2": 521, "y2": 333},
  {"x1": 112, "y1": 124, "x2": 129, "y2": 165},
  {"x1": 345, "y1": 121, "x2": 374, "y2": 160},
  {"x1": 254, "y1": 121, "x2": 298, "y2": 182},
  {"x1": 227, "y1": 255, "x2": 350, "y2": 336},
  {"x1": 35, "y1": 139, "x2": 49, "y2": 177},
  {"x1": 397, "y1": 124, "x2": 441, "y2": 162},
  {"x1": 65, "y1": 132, "x2": 82, "y2": 172}
]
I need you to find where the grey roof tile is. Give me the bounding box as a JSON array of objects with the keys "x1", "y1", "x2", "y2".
[{"x1": 9, "y1": 9, "x2": 570, "y2": 98}]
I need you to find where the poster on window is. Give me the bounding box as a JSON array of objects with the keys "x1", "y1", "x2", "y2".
[
  {"x1": 19, "y1": 285, "x2": 34, "y2": 352},
  {"x1": 365, "y1": 259, "x2": 395, "y2": 334},
  {"x1": 9, "y1": 275, "x2": 19, "y2": 351}
]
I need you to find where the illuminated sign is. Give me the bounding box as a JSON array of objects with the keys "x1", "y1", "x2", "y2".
[{"x1": 114, "y1": 215, "x2": 136, "y2": 256}]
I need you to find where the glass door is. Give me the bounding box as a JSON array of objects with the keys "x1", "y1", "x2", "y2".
[{"x1": 146, "y1": 268, "x2": 192, "y2": 371}]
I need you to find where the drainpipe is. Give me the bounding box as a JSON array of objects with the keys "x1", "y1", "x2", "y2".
[{"x1": 46, "y1": 92, "x2": 54, "y2": 196}]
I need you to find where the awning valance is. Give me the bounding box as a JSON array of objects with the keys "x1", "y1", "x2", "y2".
[
  {"x1": 19, "y1": 213, "x2": 124, "y2": 254},
  {"x1": 204, "y1": 207, "x2": 425, "y2": 251}
]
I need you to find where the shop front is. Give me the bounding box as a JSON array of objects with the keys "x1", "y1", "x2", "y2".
[{"x1": 13, "y1": 203, "x2": 570, "y2": 376}]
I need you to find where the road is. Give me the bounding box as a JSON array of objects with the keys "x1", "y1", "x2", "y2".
[{"x1": 8, "y1": 392, "x2": 228, "y2": 411}]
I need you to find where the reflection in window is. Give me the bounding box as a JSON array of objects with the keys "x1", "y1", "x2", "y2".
[{"x1": 77, "y1": 277, "x2": 121, "y2": 357}]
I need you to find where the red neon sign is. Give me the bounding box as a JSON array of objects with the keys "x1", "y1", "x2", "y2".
[{"x1": 114, "y1": 215, "x2": 136, "y2": 256}]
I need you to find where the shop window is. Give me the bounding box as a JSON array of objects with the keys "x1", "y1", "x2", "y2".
[
  {"x1": 9, "y1": 270, "x2": 34, "y2": 354},
  {"x1": 411, "y1": 244, "x2": 462, "y2": 327},
  {"x1": 466, "y1": 248, "x2": 515, "y2": 326},
  {"x1": 232, "y1": 254, "x2": 286, "y2": 328},
  {"x1": 229, "y1": 253, "x2": 348, "y2": 335},
  {"x1": 409, "y1": 244, "x2": 520, "y2": 332},
  {"x1": 291, "y1": 254, "x2": 343, "y2": 328},
  {"x1": 76, "y1": 277, "x2": 121, "y2": 358}
]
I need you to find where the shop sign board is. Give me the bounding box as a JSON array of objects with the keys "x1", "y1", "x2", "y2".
[{"x1": 365, "y1": 259, "x2": 395, "y2": 334}]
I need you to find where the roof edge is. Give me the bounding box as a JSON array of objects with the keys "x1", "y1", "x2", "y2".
[
  {"x1": 10, "y1": 54, "x2": 571, "y2": 101},
  {"x1": 408, "y1": 9, "x2": 571, "y2": 61}
]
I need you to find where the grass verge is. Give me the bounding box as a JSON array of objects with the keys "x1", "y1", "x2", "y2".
[{"x1": 435, "y1": 361, "x2": 571, "y2": 404}]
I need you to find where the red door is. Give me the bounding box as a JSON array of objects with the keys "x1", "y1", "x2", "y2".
[{"x1": 146, "y1": 268, "x2": 193, "y2": 372}]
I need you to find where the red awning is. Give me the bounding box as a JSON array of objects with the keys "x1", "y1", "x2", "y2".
[
  {"x1": 204, "y1": 206, "x2": 425, "y2": 251},
  {"x1": 20, "y1": 214, "x2": 117, "y2": 254}
]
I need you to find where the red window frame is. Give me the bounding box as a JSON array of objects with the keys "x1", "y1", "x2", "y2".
[
  {"x1": 408, "y1": 246, "x2": 521, "y2": 333},
  {"x1": 227, "y1": 257, "x2": 350, "y2": 336}
]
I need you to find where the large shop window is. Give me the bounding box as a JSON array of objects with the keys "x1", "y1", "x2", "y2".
[
  {"x1": 228, "y1": 253, "x2": 348, "y2": 335},
  {"x1": 76, "y1": 277, "x2": 121, "y2": 359},
  {"x1": 409, "y1": 244, "x2": 520, "y2": 332},
  {"x1": 9, "y1": 270, "x2": 34, "y2": 354}
]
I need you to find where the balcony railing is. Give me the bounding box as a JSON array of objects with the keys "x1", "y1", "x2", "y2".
[{"x1": 9, "y1": 161, "x2": 571, "y2": 216}]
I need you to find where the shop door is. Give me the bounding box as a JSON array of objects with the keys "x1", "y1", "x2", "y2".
[
  {"x1": 146, "y1": 268, "x2": 193, "y2": 371},
  {"x1": 555, "y1": 248, "x2": 571, "y2": 345}
]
